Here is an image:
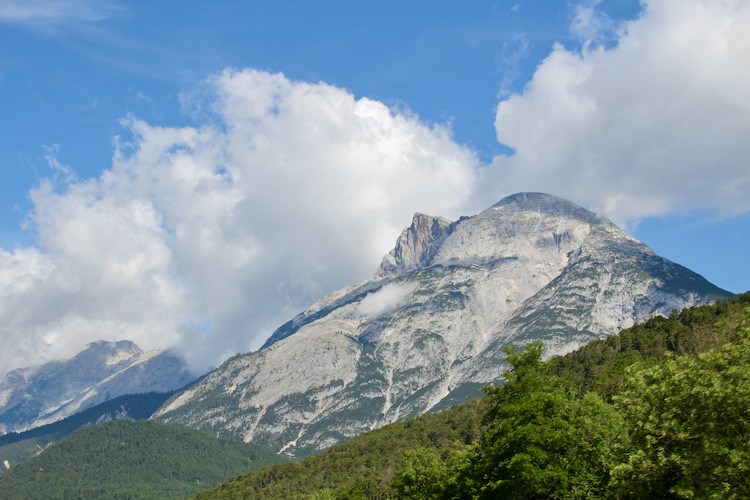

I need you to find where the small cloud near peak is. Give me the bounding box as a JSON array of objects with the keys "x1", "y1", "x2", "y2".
[{"x1": 357, "y1": 283, "x2": 413, "y2": 319}]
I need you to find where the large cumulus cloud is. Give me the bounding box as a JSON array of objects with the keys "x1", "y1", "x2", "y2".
[
  {"x1": 482, "y1": 0, "x2": 750, "y2": 226},
  {"x1": 2, "y1": 0, "x2": 750, "y2": 377},
  {"x1": 0, "y1": 69, "x2": 478, "y2": 376}
]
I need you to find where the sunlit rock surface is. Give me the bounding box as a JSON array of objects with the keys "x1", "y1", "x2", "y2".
[{"x1": 154, "y1": 193, "x2": 731, "y2": 458}]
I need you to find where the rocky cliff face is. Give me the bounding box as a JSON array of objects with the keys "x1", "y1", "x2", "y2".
[
  {"x1": 153, "y1": 193, "x2": 731, "y2": 458},
  {"x1": 0, "y1": 340, "x2": 195, "y2": 435},
  {"x1": 376, "y1": 212, "x2": 455, "y2": 278}
]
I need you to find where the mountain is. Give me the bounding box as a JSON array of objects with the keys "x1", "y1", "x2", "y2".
[
  {"x1": 0, "y1": 419, "x2": 281, "y2": 500},
  {"x1": 193, "y1": 293, "x2": 750, "y2": 500},
  {"x1": 154, "y1": 193, "x2": 731, "y2": 458},
  {"x1": 0, "y1": 340, "x2": 195, "y2": 435}
]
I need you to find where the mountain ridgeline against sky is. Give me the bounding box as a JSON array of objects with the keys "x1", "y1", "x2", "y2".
[
  {"x1": 154, "y1": 193, "x2": 731, "y2": 457},
  {"x1": 0, "y1": 341, "x2": 195, "y2": 436}
]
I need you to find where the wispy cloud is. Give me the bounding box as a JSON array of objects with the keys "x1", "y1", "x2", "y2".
[
  {"x1": 570, "y1": 0, "x2": 622, "y2": 50},
  {"x1": 497, "y1": 32, "x2": 530, "y2": 98},
  {"x1": 357, "y1": 283, "x2": 413, "y2": 319},
  {"x1": 0, "y1": 0, "x2": 118, "y2": 25}
]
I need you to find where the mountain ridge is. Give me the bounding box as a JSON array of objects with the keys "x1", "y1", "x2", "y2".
[
  {"x1": 191, "y1": 293, "x2": 750, "y2": 500},
  {"x1": 0, "y1": 340, "x2": 195, "y2": 436},
  {"x1": 153, "y1": 192, "x2": 730, "y2": 457}
]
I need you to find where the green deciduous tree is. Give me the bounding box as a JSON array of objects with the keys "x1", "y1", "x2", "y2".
[
  {"x1": 611, "y1": 324, "x2": 750, "y2": 499},
  {"x1": 459, "y1": 342, "x2": 625, "y2": 499},
  {"x1": 391, "y1": 447, "x2": 451, "y2": 499},
  {"x1": 391, "y1": 443, "x2": 475, "y2": 500}
]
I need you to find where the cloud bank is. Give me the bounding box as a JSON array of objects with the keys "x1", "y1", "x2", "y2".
[
  {"x1": 2, "y1": 0, "x2": 749, "y2": 377},
  {"x1": 0, "y1": 69, "x2": 477, "y2": 376},
  {"x1": 482, "y1": 0, "x2": 750, "y2": 226}
]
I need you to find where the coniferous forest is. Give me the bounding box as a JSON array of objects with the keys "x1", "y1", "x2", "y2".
[
  {"x1": 0, "y1": 419, "x2": 280, "y2": 499},
  {"x1": 0, "y1": 391, "x2": 176, "y2": 470}
]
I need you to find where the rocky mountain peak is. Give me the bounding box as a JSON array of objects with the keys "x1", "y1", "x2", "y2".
[
  {"x1": 376, "y1": 212, "x2": 455, "y2": 279},
  {"x1": 154, "y1": 193, "x2": 731, "y2": 458},
  {"x1": 0, "y1": 341, "x2": 195, "y2": 435},
  {"x1": 487, "y1": 192, "x2": 606, "y2": 225},
  {"x1": 74, "y1": 340, "x2": 143, "y2": 365}
]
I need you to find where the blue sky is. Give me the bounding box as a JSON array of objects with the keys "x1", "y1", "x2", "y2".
[{"x1": 1, "y1": 0, "x2": 748, "y2": 375}]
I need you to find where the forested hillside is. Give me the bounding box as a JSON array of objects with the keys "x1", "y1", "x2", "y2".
[
  {"x1": 196, "y1": 292, "x2": 750, "y2": 499},
  {"x1": 0, "y1": 420, "x2": 280, "y2": 499},
  {"x1": 0, "y1": 391, "x2": 175, "y2": 471}
]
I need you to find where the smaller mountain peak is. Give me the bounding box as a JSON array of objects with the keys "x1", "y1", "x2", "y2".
[{"x1": 76, "y1": 340, "x2": 142, "y2": 358}]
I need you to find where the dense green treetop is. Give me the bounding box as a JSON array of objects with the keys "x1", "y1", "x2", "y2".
[
  {"x1": 610, "y1": 328, "x2": 750, "y2": 498},
  {"x1": 460, "y1": 343, "x2": 625, "y2": 499}
]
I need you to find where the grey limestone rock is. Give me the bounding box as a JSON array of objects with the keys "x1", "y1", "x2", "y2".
[
  {"x1": 153, "y1": 193, "x2": 731, "y2": 458},
  {"x1": 0, "y1": 340, "x2": 194, "y2": 435}
]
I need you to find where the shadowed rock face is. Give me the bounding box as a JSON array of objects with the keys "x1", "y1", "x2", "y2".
[
  {"x1": 0, "y1": 340, "x2": 195, "y2": 435},
  {"x1": 154, "y1": 192, "x2": 731, "y2": 459}
]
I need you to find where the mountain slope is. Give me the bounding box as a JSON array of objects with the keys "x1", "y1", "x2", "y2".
[
  {"x1": 0, "y1": 340, "x2": 196, "y2": 435},
  {"x1": 154, "y1": 193, "x2": 731, "y2": 458},
  {"x1": 194, "y1": 293, "x2": 750, "y2": 500},
  {"x1": 0, "y1": 391, "x2": 176, "y2": 471},
  {"x1": 0, "y1": 419, "x2": 280, "y2": 500}
]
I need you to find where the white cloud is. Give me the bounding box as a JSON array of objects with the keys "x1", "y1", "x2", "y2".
[
  {"x1": 0, "y1": 69, "x2": 477, "y2": 377},
  {"x1": 0, "y1": 0, "x2": 117, "y2": 24},
  {"x1": 480, "y1": 0, "x2": 750, "y2": 227},
  {"x1": 3, "y1": 0, "x2": 750, "y2": 379},
  {"x1": 357, "y1": 283, "x2": 413, "y2": 319},
  {"x1": 570, "y1": 0, "x2": 621, "y2": 50}
]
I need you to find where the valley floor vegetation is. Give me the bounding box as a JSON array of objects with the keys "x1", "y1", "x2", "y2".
[{"x1": 196, "y1": 292, "x2": 750, "y2": 499}]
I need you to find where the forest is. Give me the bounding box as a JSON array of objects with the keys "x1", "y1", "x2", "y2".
[
  {"x1": 0, "y1": 391, "x2": 176, "y2": 470},
  {"x1": 0, "y1": 419, "x2": 280, "y2": 499}
]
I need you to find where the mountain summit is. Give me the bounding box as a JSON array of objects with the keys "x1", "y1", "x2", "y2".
[
  {"x1": 0, "y1": 340, "x2": 195, "y2": 435},
  {"x1": 154, "y1": 193, "x2": 731, "y2": 457}
]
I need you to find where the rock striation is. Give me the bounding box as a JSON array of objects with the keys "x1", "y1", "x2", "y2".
[{"x1": 153, "y1": 193, "x2": 731, "y2": 458}]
